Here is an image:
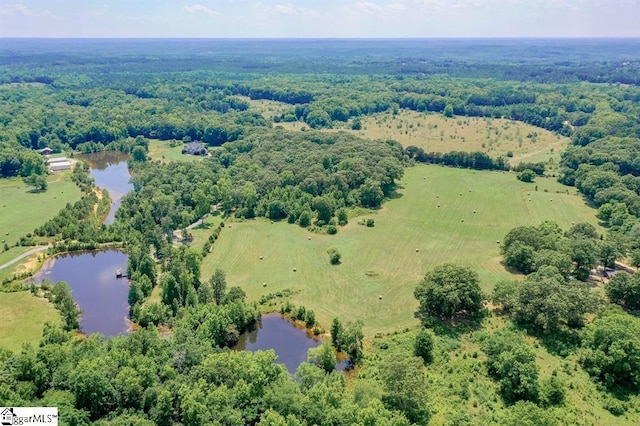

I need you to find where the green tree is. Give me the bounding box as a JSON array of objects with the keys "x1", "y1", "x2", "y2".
[
  {"x1": 23, "y1": 173, "x2": 47, "y2": 191},
  {"x1": 360, "y1": 179, "x2": 384, "y2": 208},
  {"x1": 309, "y1": 341, "x2": 337, "y2": 373},
  {"x1": 581, "y1": 313, "x2": 640, "y2": 391},
  {"x1": 341, "y1": 320, "x2": 364, "y2": 364},
  {"x1": 414, "y1": 328, "x2": 435, "y2": 364},
  {"x1": 327, "y1": 248, "x2": 341, "y2": 265},
  {"x1": 312, "y1": 196, "x2": 334, "y2": 223},
  {"x1": 131, "y1": 146, "x2": 147, "y2": 162},
  {"x1": 517, "y1": 169, "x2": 536, "y2": 183},
  {"x1": 210, "y1": 268, "x2": 227, "y2": 305},
  {"x1": 443, "y1": 104, "x2": 454, "y2": 118},
  {"x1": 414, "y1": 264, "x2": 484, "y2": 322},
  {"x1": 128, "y1": 280, "x2": 144, "y2": 308},
  {"x1": 482, "y1": 331, "x2": 539, "y2": 403},
  {"x1": 380, "y1": 357, "x2": 431, "y2": 425},
  {"x1": 514, "y1": 267, "x2": 597, "y2": 334},
  {"x1": 570, "y1": 239, "x2": 598, "y2": 281},
  {"x1": 605, "y1": 272, "x2": 640, "y2": 309},
  {"x1": 330, "y1": 318, "x2": 344, "y2": 352},
  {"x1": 492, "y1": 280, "x2": 521, "y2": 313}
]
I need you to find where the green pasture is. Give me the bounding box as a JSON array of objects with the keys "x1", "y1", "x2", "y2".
[
  {"x1": 147, "y1": 139, "x2": 212, "y2": 163},
  {"x1": 0, "y1": 173, "x2": 81, "y2": 247},
  {"x1": 202, "y1": 165, "x2": 600, "y2": 336},
  {"x1": 0, "y1": 291, "x2": 60, "y2": 352}
]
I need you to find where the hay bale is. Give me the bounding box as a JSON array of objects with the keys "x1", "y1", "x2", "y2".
[
  {"x1": 473, "y1": 210, "x2": 477, "y2": 214},
  {"x1": 293, "y1": 268, "x2": 297, "y2": 272},
  {"x1": 308, "y1": 236, "x2": 311, "y2": 240},
  {"x1": 416, "y1": 248, "x2": 419, "y2": 252},
  {"x1": 461, "y1": 219, "x2": 464, "y2": 222},
  {"x1": 378, "y1": 295, "x2": 383, "y2": 300},
  {"x1": 262, "y1": 282, "x2": 267, "y2": 287},
  {"x1": 260, "y1": 256, "x2": 263, "y2": 260},
  {"x1": 496, "y1": 240, "x2": 500, "y2": 244},
  {"x1": 437, "y1": 204, "x2": 440, "y2": 208}
]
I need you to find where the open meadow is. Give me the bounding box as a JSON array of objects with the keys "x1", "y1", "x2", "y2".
[
  {"x1": 147, "y1": 139, "x2": 211, "y2": 163},
  {"x1": 0, "y1": 291, "x2": 59, "y2": 352},
  {"x1": 202, "y1": 164, "x2": 600, "y2": 336},
  {"x1": 0, "y1": 171, "x2": 81, "y2": 247}
]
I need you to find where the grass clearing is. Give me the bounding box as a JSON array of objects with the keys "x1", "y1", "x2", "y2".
[
  {"x1": 0, "y1": 291, "x2": 59, "y2": 352},
  {"x1": 276, "y1": 111, "x2": 568, "y2": 174},
  {"x1": 0, "y1": 172, "x2": 81, "y2": 247},
  {"x1": 203, "y1": 165, "x2": 599, "y2": 336},
  {"x1": 147, "y1": 139, "x2": 211, "y2": 163}
]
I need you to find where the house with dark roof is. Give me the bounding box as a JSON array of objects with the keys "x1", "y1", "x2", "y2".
[{"x1": 182, "y1": 142, "x2": 208, "y2": 156}]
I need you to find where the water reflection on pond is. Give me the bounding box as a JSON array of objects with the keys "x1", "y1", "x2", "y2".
[
  {"x1": 34, "y1": 250, "x2": 130, "y2": 338},
  {"x1": 77, "y1": 151, "x2": 133, "y2": 224},
  {"x1": 234, "y1": 313, "x2": 322, "y2": 374}
]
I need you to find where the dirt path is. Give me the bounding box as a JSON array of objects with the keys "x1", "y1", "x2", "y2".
[{"x1": 0, "y1": 245, "x2": 50, "y2": 271}]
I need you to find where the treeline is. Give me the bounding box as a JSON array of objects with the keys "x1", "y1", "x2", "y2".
[
  {"x1": 0, "y1": 144, "x2": 47, "y2": 178},
  {"x1": 406, "y1": 146, "x2": 509, "y2": 171}
]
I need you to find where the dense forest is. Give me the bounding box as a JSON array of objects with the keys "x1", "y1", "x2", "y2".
[{"x1": 2, "y1": 39, "x2": 640, "y2": 424}]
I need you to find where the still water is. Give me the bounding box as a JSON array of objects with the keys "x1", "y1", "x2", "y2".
[
  {"x1": 77, "y1": 151, "x2": 133, "y2": 224},
  {"x1": 35, "y1": 250, "x2": 130, "y2": 337},
  {"x1": 234, "y1": 313, "x2": 323, "y2": 374}
]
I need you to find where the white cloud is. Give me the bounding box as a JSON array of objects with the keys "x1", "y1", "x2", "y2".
[
  {"x1": 184, "y1": 4, "x2": 221, "y2": 17},
  {"x1": 355, "y1": 2, "x2": 383, "y2": 13},
  {"x1": 0, "y1": 3, "x2": 31, "y2": 16}
]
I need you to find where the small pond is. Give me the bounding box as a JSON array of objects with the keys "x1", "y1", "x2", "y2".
[
  {"x1": 34, "y1": 250, "x2": 130, "y2": 337},
  {"x1": 77, "y1": 151, "x2": 133, "y2": 224},
  {"x1": 234, "y1": 313, "x2": 323, "y2": 374}
]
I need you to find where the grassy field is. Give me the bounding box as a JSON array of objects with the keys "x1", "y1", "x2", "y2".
[
  {"x1": 202, "y1": 165, "x2": 599, "y2": 336},
  {"x1": 0, "y1": 291, "x2": 59, "y2": 352},
  {"x1": 277, "y1": 110, "x2": 567, "y2": 171},
  {"x1": 0, "y1": 171, "x2": 81, "y2": 247},
  {"x1": 147, "y1": 139, "x2": 215, "y2": 163}
]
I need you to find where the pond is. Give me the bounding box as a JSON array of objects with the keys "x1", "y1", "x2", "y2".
[
  {"x1": 234, "y1": 313, "x2": 322, "y2": 374},
  {"x1": 34, "y1": 250, "x2": 130, "y2": 337},
  {"x1": 77, "y1": 151, "x2": 133, "y2": 224}
]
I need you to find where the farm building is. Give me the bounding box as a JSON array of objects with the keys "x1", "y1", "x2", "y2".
[
  {"x1": 39, "y1": 147, "x2": 53, "y2": 155},
  {"x1": 47, "y1": 156, "x2": 71, "y2": 172},
  {"x1": 182, "y1": 142, "x2": 208, "y2": 156}
]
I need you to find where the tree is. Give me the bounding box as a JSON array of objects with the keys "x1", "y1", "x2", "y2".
[
  {"x1": 414, "y1": 328, "x2": 435, "y2": 364},
  {"x1": 570, "y1": 239, "x2": 598, "y2": 281},
  {"x1": 513, "y1": 267, "x2": 597, "y2": 334},
  {"x1": 492, "y1": 280, "x2": 521, "y2": 313},
  {"x1": 327, "y1": 248, "x2": 341, "y2": 265},
  {"x1": 482, "y1": 331, "x2": 539, "y2": 403},
  {"x1": 443, "y1": 104, "x2": 454, "y2": 118},
  {"x1": 312, "y1": 196, "x2": 334, "y2": 224},
  {"x1": 128, "y1": 280, "x2": 144, "y2": 308},
  {"x1": 503, "y1": 242, "x2": 536, "y2": 274},
  {"x1": 598, "y1": 240, "x2": 622, "y2": 269},
  {"x1": 414, "y1": 264, "x2": 484, "y2": 322},
  {"x1": 360, "y1": 179, "x2": 384, "y2": 208},
  {"x1": 309, "y1": 341, "x2": 337, "y2": 373},
  {"x1": 23, "y1": 173, "x2": 47, "y2": 191},
  {"x1": 131, "y1": 146, "x2": 147, "y2": 162},
  {"x1": 606, "y1": 272, "x2": 640, "y2": 310},
  {"x1": 210, "y1": 269, "x2": 227, "y2": 305},
  {"x1": 330, "y1": 318, "x2": 343, "y2": 352},
  {"x1": 630, "y1": 249, "x2": 640, "y2": 270},
  {"x1": 223, "y1": 286, "x2": 247, "y2": 305},
  {"x1": 581, "y1": 313, "x2": 640, "y2": 391},
  {"x1": 340, "y1": 320, "x2": 364, "y2": 364},
  {"x1": 380, "y1": 357, "x2": 431, "y2": 425},
  {"x1": 517, "y1": 169, "x2": 536, "y2": 183}
]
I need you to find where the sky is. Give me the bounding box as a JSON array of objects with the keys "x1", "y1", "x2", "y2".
[{"x1": 1, "y1": 0, "x2": 639, "y2": 38}]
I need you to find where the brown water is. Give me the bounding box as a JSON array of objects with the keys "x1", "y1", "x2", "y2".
[
  {"x1": 34, "y1": 250, "x2": 130, "y2": 337},
  {"x1": 77, "y1": 151, "x2": 133, "y2": 224}
]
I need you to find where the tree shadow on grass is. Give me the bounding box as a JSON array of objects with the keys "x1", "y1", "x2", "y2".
[{"x1": 425, "y1": 310, "x2": 488, "y2": 339}]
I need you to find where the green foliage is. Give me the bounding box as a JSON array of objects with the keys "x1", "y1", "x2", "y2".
[
  {"x1": 517, "y1": 169, "x2": 536, "y2": 183},
  {"x1": 538, "y1": 374, "x2": 566, "y2": 407},
  {"x1": 22, "y1": 173, "x2": 48, "y2": 191},
  {"x1": 327, "y1": 248, "x2": 341, "y2": 265},
  {"x1": 380, "y1": 357, "x2": 431, "y2": 425},
  {"x1": 491, "y1": 280, "x2": 521, "y2": 313},
  {"x1": 366, "y1": 218, "x2": 375, "y2": 227},
  {"x1": 309, "y1": 341, "x2": 337, "y2": 373},
  {"x1": 414, "y1": 263, "x2": 484, "y2": 322},
  {"x1": 605, "y1": 271, "x2": 640, "y2": 309},
  {"x1": 210, "y1": 268, "x2": 227, "y2": 305},
  {"x1": 44, "y1": 281, "x2": 81, "y2": 331},
  {"x1": 580, "y1": 312, "x2": 640, "y2": 392},
  {"x1": 414, "y1": 328, "x2": 435, "y2": 364},
  {"x1": 513, "y1": 267, "x2": 597, "y2": 334},
  {"x1": 481, "y1": 331, "x2": 539, "y2": 403}
]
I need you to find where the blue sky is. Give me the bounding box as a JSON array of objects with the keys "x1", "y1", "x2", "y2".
[{"x1": 1, "y1": 0, "x2": 639, "y2": 38}]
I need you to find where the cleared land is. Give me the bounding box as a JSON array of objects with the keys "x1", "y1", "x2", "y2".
[
  {"x1": 0, "y1": 172, "x2": 81, "y2": 247},
  {"x1": 0, "y1": 291, "x2": 59, "y2": 352},
  {"x1": 202, "y1": 165, "x2": 600, "y2": 336},
  {"x1": 147, "y1": 139, "x2": 210, "y2": 163}
]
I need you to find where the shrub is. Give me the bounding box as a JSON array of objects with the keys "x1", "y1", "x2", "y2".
[
  {"x1": 326, "y1": 225, "x2": 337, "y2": 235},
  {"x1": 327, "y1": 248, "x2": 341, "y2": 265},
  {"x1": 366, "y1": 218, "x2": 375, "y2": 227}
]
